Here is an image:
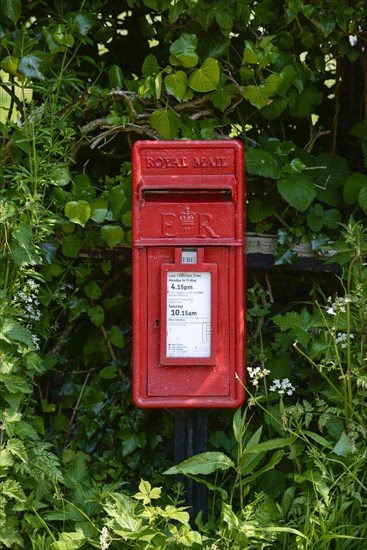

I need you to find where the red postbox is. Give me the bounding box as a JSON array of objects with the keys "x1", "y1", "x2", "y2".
[{"x1": 132, "y1": 140, "x2": 245, "y2": 408}]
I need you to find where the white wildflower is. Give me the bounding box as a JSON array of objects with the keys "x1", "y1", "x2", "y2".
[
  {"x1": 269, "y1": 378, "x2": 295, "y2": 397},
  {"x1": 247, "y1": 365, "x2": 270, "y2": 387},
  {"x1": 99, "y1": 526, "x2": 110, "y2": 550}
]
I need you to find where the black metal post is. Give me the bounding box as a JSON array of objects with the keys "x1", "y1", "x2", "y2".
[{"x1": 173, "y1": 409, "x2": 208, "y2": 527}]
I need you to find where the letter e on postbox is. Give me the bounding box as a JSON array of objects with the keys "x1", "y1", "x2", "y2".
[{"x1": 132, "y1": 140, "x2": 245, "y2": 408}]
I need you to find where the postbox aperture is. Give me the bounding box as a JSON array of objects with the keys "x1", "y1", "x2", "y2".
[{"x1": 132, "y1": 140, "x2": 245, "y2": 408}]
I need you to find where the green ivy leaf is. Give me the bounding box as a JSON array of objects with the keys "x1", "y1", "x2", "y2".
[
  {"x1": 164, "y1": 71, "x2": 187, "y2": 102},
  {"x1": 65, "y1": 200, "x2": 91, "y2": 227},
  {"x1": 188, "y1": 58, "x2": 220, "y2": 92},
  {"x1": 243, "y1": 85, "x2": 269, "y2": 109},
  {"x1": 212, "y1": 84, "x2": 237, "y2": 112},
  {"x1": 49, "y1": 163, "x2": 70, "y2": 187},
  {"x1": 197, "y1": 31, "x2": 230, "y2": 60},
  {"x1": 170, "y1": 33, "x2": 198, "y2": 68},
  {"x1": 261, "y1": 97, "x2": 287, "y2": 119},
  {"x1": 90, "y1": 198, "x2": 108, "y2": 223},
  {"x1": 101, "y1": 225, "x2": 124, "y2": 248},
  {"x1": 149, "y1": 108, "x2": 181, "y2": 139},
  {"x1": 278, "y1": 174, "x2": 316, "y2": 211}
]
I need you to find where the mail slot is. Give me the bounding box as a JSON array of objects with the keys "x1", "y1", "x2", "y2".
[{"x1": 132, "y1": 140, "x2": 245, "y2": 408}]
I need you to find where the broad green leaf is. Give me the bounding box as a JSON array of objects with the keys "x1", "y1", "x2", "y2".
[
  {"x1": 88, "y1": 305, "x2": 104, "y2": 326},
  {"x1": 165, "y1": 71, "x2": 187, "y2": 102},
  {"x1": 333, "y1": 432, "x2": 354, "y2": 456},
  {"x1": 261, "y1": 97, "x2": 287, "y2": 119},
  {"x1": 0, "y1": 0, "x2": 21, "y2": 24},
  {"x1": 99, "y1": 365, "x2": 117, "y2": 379},
  {"x1": 307, "y1": 204, "x2": 341, "y2": 231},
  {"x1": 142, "y1": 53, "x2": 159, "y2": 76},
  {"x1": 278, "y1": 174, "x2": 316, "y2": 211},
  {"x1": 149, "y1": 108, "x2": 181, "y2": 139},
  {"x1": 246, "y1": 149, "x2": 281, "y2": 179},
  {"x1": 122, "y1": 432, "x2": 146, "y2": 458},
  {"x1": 358, "y1": 186, "x2": 367, "y2": 211},
  {"x1": 313, "y1": 153, "x2": 348, "y2": 207},
  {"x1": 101, "y1": 225, "x2": 124, "y2": 248},
  {"x1": 242, "y1": 41, "x2": 258, "y2": 64},
  {"x1": 90, "y1": 198, "x2": 108, "y2": 223},
  {"x1": 71, "y1": 12, "x2": 96, "y2": 36},
  {"x1": 344, "y1": 172, "x2": 367, "y2": 204},
  {"x1": 188, "y1": 58, "x2": 220, "y2": 92},
  {"x1": 12, "y1": 222, "x2": 33, "y2": 252},
  {"x1": 164, "y1": 451, "x2": 235, "y2": 476},
  {"x1": 318, "y1": 14, "x2": 335, "y2": 36},
  {"x1": 0, "y1": 55, "x2": 19, "y2": 75},
  {"x1": 272, "y1": 308, "x2": 317, "y2": 347},
  {"x1": 213, "y1": 1, "x2": 234, "y2": 29},
  {"x1": 49, "y1": 163, "x2": 70, "y2": 187},
  {"x1": 289, "y1": 83, "x2": 323, "y2": 117},
  {"x1": 108, "y1": 325, "x2": 125, "y2": 348},
  {"x1": 197, "y1": 31, "x2": 230, "y2": 60},
  {"x1": 73, "y1": 173, "x2": 96, "y2": 200},
  {"x1": 170, "y1": 33, "x2": 198, "y2": 68},
  {"x1": 62, "y1": 234, "x2": 83, "y2": 258},
  {"x1": 84, "y1": 280, "x2": 102, "y2": 299},
  {"x1": 19, "y1": 53, "x2": 46, "y2": 80},
  {"x1": 243, "y1": 85, "x2": 269, "y2": 109},
  {"x1": 65, "y1": 200, "x2": 91, "y2": 226},
  {"x1": 248, "y1": 198, "x2": 276, "y2": 222},
  {"x1": 108, "y1": 65, "x2": 124, "y2": 88},
  {"x1": 212, "y1": 84, "x2": 237, "y2": 112},
  {"x1": 276, "y1": 65, "x2": 297, "y2": 97}
]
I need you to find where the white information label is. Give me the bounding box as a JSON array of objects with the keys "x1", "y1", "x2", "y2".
[
  {"x1": 181, "y1": 250, "x2": 197, "y2": 264},
  {"x1": 166, "y1": 272, "x2": 211, "y2": 358}
]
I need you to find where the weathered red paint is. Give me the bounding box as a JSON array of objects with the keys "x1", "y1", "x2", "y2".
[{"x1": 132, "y1": 140, "x2": 245, "y2": 408}]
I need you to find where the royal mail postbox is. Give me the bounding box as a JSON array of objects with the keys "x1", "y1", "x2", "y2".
[{"x1": 132, "y1": 140, "x2": 245, "y2": 408}]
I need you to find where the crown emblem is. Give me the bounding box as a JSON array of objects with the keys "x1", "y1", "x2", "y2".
[{"x1": 179, "y1": 207, "x2": 196, "y2": 233}]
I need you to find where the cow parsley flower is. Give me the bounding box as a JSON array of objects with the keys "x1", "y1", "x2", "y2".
[
  {"x1": 269, "y1": 378, "x2": 295, "y2": 396},
  {"x1": 247, "y1": 366, "x2": 270, "y2": 387}
]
